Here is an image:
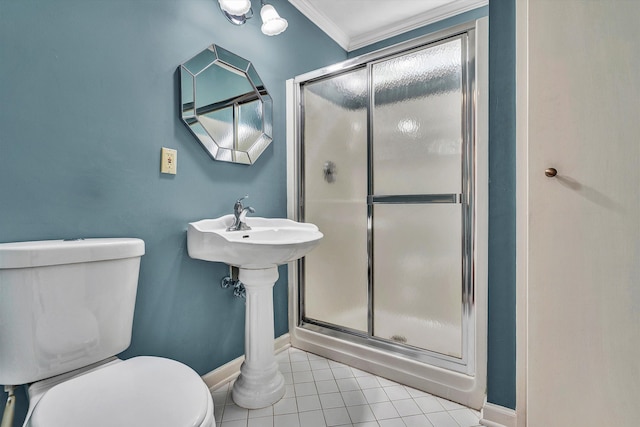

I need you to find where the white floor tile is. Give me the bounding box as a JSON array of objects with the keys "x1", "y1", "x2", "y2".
[
  {"x1": 356, "y1": 376, "x2": 381, "y2": 389},
  {"x1": 402, "y1": 414, "x2": 434, "y2": 427},
  {"x1": 320, "y1": 392, "x2": 346, "y2": 409},
  {"x1": 328, "y1": 360, "x2": 348, "y2": 369},
  {"x1": 413, "y1": 396, "x2": 445, "y2": 414},
  {"x1": 447, "y1": 408, "x2": 480, "y2": 427},
  {"x1": 316, "y1": 379, "x2": 340, "y2": 394},
  {"x1": 376, "y1": 377, "x2": 398, "y2": 387},
  {"x1": 369, "y1": 401, "x2": 400, "y2": 420},
  {"x1": 354, "y1": 422, "x2": 380, "y2": 427},
  {"x1": 276, "y1": 352, "x2": 290, "y2": 362},
  {"x1": 215, "y1": 407, "x2": 224, "y2": 424},
  {"x1": 297, "y1": 394, "x2": 322, "y2": 412},
  {"x1": 291, "y1": 361, "x2": 311, "y2": 372},
  {"x1": 213, "y1": 390, "x2": 229, "y2": 408},
  {"x1": 306, "y1": 352, "x2": 326, "y2": 361},
  {"x1": 313, "y1": 369, "x2": 335, "y2": 381},
  {"x1": 249, "y1": 416, "x2": 275, "y2": 427},
  {"x1": 294, "y1": 381, "x2": 319, "y2": 396},
  {"x1": 323, "y1": 407, "x2": 352, "y2": 426},
  {"x1": 363, "y1": 388, "x2": 390, "y2": 404},
  {"x1": 284, "y1": 385, "x2": 295, "y2": 399},
  {"x1": 336, "y1": 377, "x2": 361, "y2": 392},
  {"x1": 435, "y1": 397, "x2": 465, "y2": 411},
  {"x1": 293, "y1": 371, "x2": 315, "y2": 383},
  {"x1": 310, "y1": 359, "x2": 331, "y2": 370},
  {"x1": 346, "y1": 404, "x2": 376, "y2": 423},
  {"x1": 383, "y1": 385, "x2": 411, "y2": 400},
  {"x1": 288, "y1": 348, "x2": 307, "y2": 357},
  {"x1": 273, "y1": 397, "x2": 298, "y2": 415},
  {"x1": 405, "y1": 387, "x2": 429, "y2": 398},
  {"x1": 249, "y1": 406, "x2": 274, "y2": 418},
  {"x1": 391, "y1": 398, "x2": 422, "y2": 417},
  {"x1": 332, "y1": 366, "x2": 355, "y2": 379},
  {"x1": 289, "y1": 351, "x2": 310, "y2": 362},
  {"x1": 274, "y1": 413, "x2": 301, "y2": 427},
  {"x1": 222, "y1": 403, "x2": 249, "y2": 422},
  {"x1": 425, "y1": 411, "x2": 459, "y2": 427},
  {"x1": 282, "y1": 372, "x2": 294, "y2": 385},
  {"x1": 350, "y1": 367, "x2": 371, "y2": 378},
  {"x1": 341, "y1": 390, "x2": 368, "y2": 407},
  {"x1": 279, "y1": 362, "x2": 293, "y2": 373},
  {"x1": 299, "y1": 409, "x2": 328, "y2": 427},
  {"x1": 221, "y1": 420, "x2": 248, "y2": 427},
  {"x1": 377, "y1": 418, "x2": 406, "y2": 427}
]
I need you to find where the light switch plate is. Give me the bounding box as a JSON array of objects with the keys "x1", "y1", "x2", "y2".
[{"x1": 161, "y1": 147, "x2": 177, "y2": 174}]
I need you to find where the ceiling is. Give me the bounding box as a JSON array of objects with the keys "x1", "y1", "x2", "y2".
[{"x1": 287, "y1": 0, "x2": 487, "y2": 52}]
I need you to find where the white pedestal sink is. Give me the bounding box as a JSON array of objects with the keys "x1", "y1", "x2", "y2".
[{"x1": 187, "y1": 215, "x2": 323, "y2": 409}]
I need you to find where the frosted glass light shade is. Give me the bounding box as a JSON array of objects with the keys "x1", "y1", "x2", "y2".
[
  {"x1": 260, "y1": 4, "x2": 288, "y2": 35},
  {"x1": 219, "y1": 0, "x2": 251, "y2": 16}
]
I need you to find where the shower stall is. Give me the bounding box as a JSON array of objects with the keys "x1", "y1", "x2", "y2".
[{"x1": 286, "y1": 18, "x2": 488, "y2": 408}]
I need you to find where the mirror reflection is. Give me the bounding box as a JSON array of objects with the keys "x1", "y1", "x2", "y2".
[{"x1": 180, "y1": 44, "x2": 273, "y2": 165}]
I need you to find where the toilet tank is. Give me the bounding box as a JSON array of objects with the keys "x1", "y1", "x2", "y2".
[{"x1": 0, "y1": 238, "x2": 145, "y2": 385}]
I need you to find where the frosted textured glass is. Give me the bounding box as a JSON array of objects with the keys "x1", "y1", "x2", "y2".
[
  {"x1": 302, "y1": 70, "x2": 368, "y2": 332},
  {"x1": 373, "y1": 203, "x2": 462, "y2": 358},
  {"x1": 372, "y1": 38, "x2": 463, "y2": 195}
]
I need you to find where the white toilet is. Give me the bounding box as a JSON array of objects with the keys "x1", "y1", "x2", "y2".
[{"x1": 0, "y1": 238, "x2": 215, "y2": 427}]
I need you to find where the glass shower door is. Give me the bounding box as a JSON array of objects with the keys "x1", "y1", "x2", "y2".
[
  {"x1": 301, "y1": 68, "x2": 369, "y2": 333},
  {"x1": 371, "y1": 37, "x2": 466, "y2": 358},
  {"x1": 299, "y1": 33, "x2": 473, "y2": 366}
]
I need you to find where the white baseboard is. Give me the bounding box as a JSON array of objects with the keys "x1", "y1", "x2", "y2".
[
  {"x1": 480, "y1": 402, "x2": 517, "y2": 427},
  {"x1": 202, "y1": 333, "x2": 291, "y2": 391}
]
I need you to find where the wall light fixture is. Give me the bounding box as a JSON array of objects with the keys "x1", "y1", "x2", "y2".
[
  {"x1": 260, "y1": 3, "x2": 288, "y2": 35},
  {"x1": 218, "y1": 0, "x2": 287, "y2": 36}
]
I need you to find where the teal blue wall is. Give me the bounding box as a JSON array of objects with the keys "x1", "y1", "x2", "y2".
[
  {"x1": 486, "y1": 0, "x2": 516, "y2": 410},
  {"x1": 347, "y1": 3, "x2": 518, "y2": 411},
  {"x1": 0, "y1": 0, "x2": 345, "y2": 424}
]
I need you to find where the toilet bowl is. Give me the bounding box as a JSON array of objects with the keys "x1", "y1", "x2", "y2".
[
  {"x1": 26, "y1": 357, "x2": 214, "y2": 427},
  {"x1": 0, "y1": 238, "x2": 216, "y2": 427}
]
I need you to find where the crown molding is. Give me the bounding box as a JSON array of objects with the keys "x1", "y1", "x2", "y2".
[
  {"x1": 349, "y1": 0, "x2": 487, "y2": 51},
  {"x1": 288, "y1": 0, "x2": 487, "y2": 52},
  {"x1": 287, "y1": 0, "x2": 351, "y2": 50}
]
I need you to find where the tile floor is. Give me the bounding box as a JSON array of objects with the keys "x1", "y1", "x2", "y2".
[{"x1": 212, "y1": 348, "x2": 482, "y2": 427}]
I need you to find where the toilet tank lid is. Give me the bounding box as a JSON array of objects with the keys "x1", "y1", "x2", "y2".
[{"x1": 0, "y1": 238, "x2": 145, "y2": 269}]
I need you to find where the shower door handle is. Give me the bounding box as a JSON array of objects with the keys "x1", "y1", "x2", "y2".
[{"x1": 367, "y1": 194, "x2": 458, "y2": 204}]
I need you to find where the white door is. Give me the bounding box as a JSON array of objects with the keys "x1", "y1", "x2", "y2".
[{"x1": 521, "y1": 1, "x2": 640, "y2": 426}]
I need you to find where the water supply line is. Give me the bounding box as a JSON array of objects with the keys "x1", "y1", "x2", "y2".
[
  {"x1": 221, "y1": 265, "x2": 246, "y2": 299},
  {"x1": 1, "y1": 385, "x2": 15, "y2": 427}
]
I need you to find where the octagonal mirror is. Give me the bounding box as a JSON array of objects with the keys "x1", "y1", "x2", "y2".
[{"x1": 180, "y1": 44, "x2": 273, "y2": 165}]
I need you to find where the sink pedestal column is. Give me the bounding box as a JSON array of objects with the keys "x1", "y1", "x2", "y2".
[{"x1": 232, "y1": 267, "x2": 285, "y2": 409}]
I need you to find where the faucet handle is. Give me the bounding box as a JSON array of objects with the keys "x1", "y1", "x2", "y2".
[{"x1": 234, "y1": 195, "x2": 249, "y2": 213}]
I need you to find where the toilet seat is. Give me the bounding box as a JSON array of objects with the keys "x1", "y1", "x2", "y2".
[{"x1": 29, "y1": 356, "x2": 214, "y2": 427}]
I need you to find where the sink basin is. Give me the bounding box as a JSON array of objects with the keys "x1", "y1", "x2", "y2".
[{"x1": 187, "y1": 214, "x2": 323, "y2": 269}]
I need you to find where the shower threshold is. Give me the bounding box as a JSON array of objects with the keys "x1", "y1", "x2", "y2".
[{"x1": 300, "y1": 319, "x2": 469, "y2": 374}]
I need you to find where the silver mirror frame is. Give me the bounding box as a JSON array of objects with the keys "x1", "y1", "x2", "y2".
[{"x1": 179, "y1": 44, "x2": 273, "y2": 165}]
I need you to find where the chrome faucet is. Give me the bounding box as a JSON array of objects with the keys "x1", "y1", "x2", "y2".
[{"x1": 227, "y1": 195, "x2": 255, "y2": 231}]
